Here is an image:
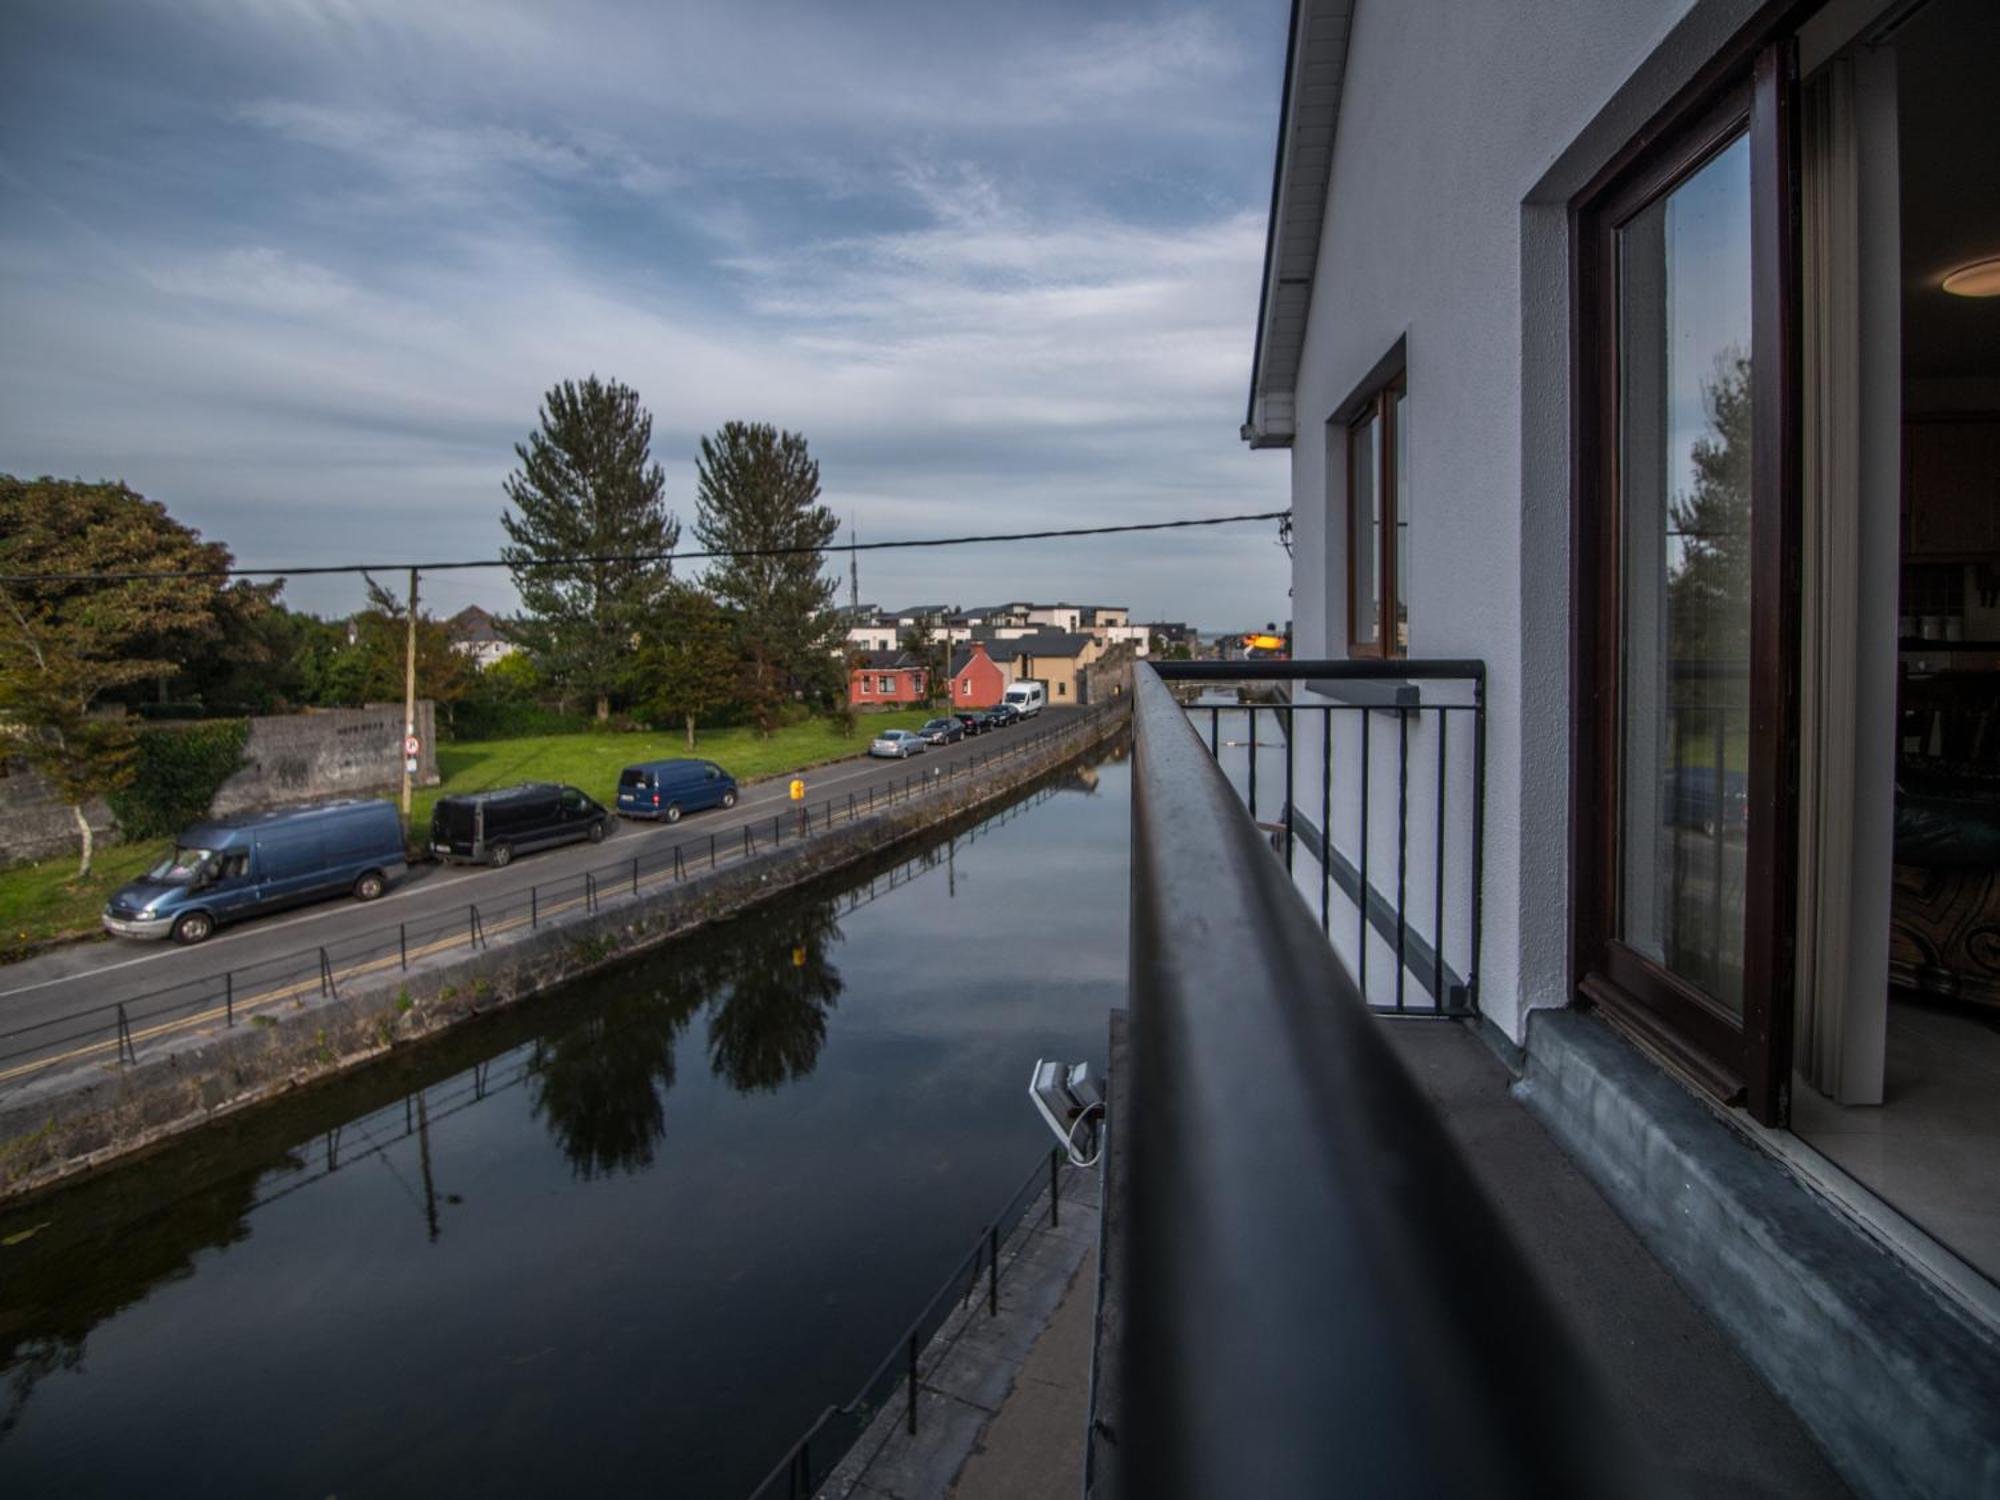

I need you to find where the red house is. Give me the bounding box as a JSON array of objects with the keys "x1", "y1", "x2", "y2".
[
  {"x1": 948, "y1": 641, "x2": 1009, "y2": 708},
  {"x1": 849, "y1": 651, "x2": 929, "y2": 707}
]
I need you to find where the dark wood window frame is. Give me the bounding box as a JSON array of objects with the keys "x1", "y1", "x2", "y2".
[
  {"x1": 1342, "y1": 366, "x2": 1409, "y2": 659},
  {"x1": 1571, "y1": 42, "x2": 1801, "y2": 1126}
]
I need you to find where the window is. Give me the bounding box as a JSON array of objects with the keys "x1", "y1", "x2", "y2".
[
  {"x1": 1345, "y1": 374, "x2": 1409, "y2": 656},
  {"x1": 1057, "y1": 681, "x2": 1068, "y2": 697},
  {"x1": 878, "y1": 676, "x2": 894, "y2": 694}
]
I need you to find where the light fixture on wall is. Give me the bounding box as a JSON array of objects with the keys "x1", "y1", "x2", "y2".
[{"x1": 1941, "y1": 256, "x2": 2000, "y2": 297}]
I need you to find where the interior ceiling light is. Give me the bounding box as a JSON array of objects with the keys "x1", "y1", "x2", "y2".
[{"x1": 1942, "y1": 256, "x2": 2000, "y2": 297}]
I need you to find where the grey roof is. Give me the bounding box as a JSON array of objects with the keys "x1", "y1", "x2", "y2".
[
  {"x1": 984, "y1": 631, "x2": 1095, "y2": 662},
  {"x1": 852, "y1": 650, "x2": 921, "y2": 671},
  {"x1": 1245, "y1": 0, "x2": 1355, "y2": 449},
  {"x1": 447, "y1": 605, "x2": 508, "y2": 643}
]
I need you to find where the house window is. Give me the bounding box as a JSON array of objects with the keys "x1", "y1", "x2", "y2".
[
  {"x1": 1057, "y1": 681, "x2": 1067, "y2": 697},
  {"x1": 878, "y1": 676, "x2": 894, "y2": 694},
  {"x1": 1345, "y1": 373, "x2": 1408, "y2": 656}
]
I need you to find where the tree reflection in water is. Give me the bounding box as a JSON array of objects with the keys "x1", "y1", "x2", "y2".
[{"x1": 528, "y1": 898, "x2": 845, "y2": 1175}]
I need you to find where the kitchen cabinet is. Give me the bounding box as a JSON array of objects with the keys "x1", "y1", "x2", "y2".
[{"x1": 1905, "y1": 416, "x2": 2000, "y2": 559}]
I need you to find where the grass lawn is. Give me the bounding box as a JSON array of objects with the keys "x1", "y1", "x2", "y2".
[
  {"x1": 413, "y1": 709, "x2": 934, "y2": 835},
  {"x1": 0, "y1": 710, "x2": 936, "y2": 960},
  {"x1": 0, "y1": 838, "x2": 170, "y2": 959}
]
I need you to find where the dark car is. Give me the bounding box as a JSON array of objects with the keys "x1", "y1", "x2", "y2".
[
  {"x1": 951, "y1": 711, "x2": 989, "y2": 736},
  {"x1": 430, "y1": 782, "x2": 610, "y2": 866},
  {"x1": 920, "y1": 716, "x2": 965, "y2": 745},
  {"x1": 987, "y1": 703, "x2": 1022, "y2": 728}
]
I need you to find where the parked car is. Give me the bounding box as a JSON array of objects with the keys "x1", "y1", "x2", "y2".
[
  {"x1": 920, "y1": 717, "x2": 965, "y2": 745},
  {"x1": 987, "y1": 703, "x2": 1022, "y2": 728},
  {"x1": 870, "y1": 728, "x2": 928, "y2": 758},
  {"x1": 951, "y1": 711, "x2": 989, "y2": 736},
  {"x1": 616, "y1": 758, "x2": 738, "y2": 823},
  {"x1": 430, "y1": 783, "x2": 609, "y2": 866},
  {"x1": 102, "y1": 799, "x2": 407, "y2": 946},
  {"x1": 1003, "y1": 681, "x2": 1046, "y2": 717}
]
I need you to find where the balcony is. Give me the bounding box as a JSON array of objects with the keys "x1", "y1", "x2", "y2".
[{"x1": 1093, "y1": 661, "x2": 1852, "y2": 1498}]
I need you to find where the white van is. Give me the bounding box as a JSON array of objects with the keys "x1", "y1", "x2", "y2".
[{"x1": 1003, "y1": 681, "x2": 1046, "y2": 717}]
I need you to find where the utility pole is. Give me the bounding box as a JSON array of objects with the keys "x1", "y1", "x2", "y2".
[{"x1": 402, "y1": 566, "x2": 420, "y2": 822}]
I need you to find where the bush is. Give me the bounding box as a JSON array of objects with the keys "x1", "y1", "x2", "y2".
[
  {"x1": 106, "y1": 720, "x2": 251, "y2": 839},
  {"x1": 450, "y1": 699, "x2": 591, "y2": 741}
]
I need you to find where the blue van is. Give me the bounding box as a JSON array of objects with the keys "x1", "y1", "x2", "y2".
[
  {"x1": 102, "y1": 799, "x2": 408, "y2": 946},
  {"x1": 615, "y1": 759, "x2": 739, "y2": 823}
]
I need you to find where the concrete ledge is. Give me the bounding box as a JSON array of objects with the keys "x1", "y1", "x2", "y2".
[
  {"x1": 0, "y1": 708, "x2": 1128, "y2": 1201},
  {"x1": 1514, "y1": 1008, "x2": 2000, "y2": 1500}
]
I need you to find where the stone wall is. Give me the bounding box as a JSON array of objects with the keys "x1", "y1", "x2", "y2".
[
  {"x1": 210, "y1": 702, "x2": 438, "y2": 818},
  {"x1": 1080, "y1": 643, "x2": 1136, "y2": 706},
  {"x1": 0, "y1": 703, "x2": 441, "y2": 865}
]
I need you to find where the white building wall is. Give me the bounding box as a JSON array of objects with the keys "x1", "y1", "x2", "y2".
[{"x1": 1279, "y1": 0, "x2": 1723, "y2": 1042}]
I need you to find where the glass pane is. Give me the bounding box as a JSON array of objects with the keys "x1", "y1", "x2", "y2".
[
  {"x1": 1616, "y1": 133, "x2": 1753, "y2": 1015},
  {"x1": 1392, "y1": 388, "x2": 1409, "y2": 655},
  {"x1": 1350, "y1": 412, "x2": 1380, "y2": 647}
]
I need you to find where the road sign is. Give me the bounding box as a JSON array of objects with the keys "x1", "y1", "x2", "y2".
[
  {"x1": 404, "y1": 735, "x2": 421, "y2": 757},
  {"x1": 405, "y1": 757, "x2": 418, "y2": 774},
  {"x1": 789, "y1": 778, "x2": 805, "y2": 801}
]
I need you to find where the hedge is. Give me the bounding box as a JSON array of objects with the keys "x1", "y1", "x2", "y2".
[{"x1": 106, "y1": 720, "x2": 252, "y2": 840}]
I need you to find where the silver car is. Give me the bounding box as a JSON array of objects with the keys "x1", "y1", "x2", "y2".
[{"x1": 869, "y1": 729, "x2": 928, "y2": 758}]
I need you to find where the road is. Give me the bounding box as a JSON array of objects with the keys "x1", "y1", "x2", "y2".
[{"x1": 0, "y1": 708, "x2": 1090, "y2": 1082}]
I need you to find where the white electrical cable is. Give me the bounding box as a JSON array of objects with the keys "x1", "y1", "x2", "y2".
[{"x1": 1064, "y1": 1101, "x2": 1106, "y2": 1168}]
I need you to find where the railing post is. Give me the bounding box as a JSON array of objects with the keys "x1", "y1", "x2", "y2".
[
  {"x1": 632, "y1": 856, "x2": 640, "y2": 898},
  {"x1": 225, "y1": 971, "x2": 234, "y2": 1027},
  {"x1": 675, "y1": 844, "x2": 686, "y2": 881},
  {"x1": 117, "y1": 1002, "x2": 134, "y2": 1064},
  {"x1": 988, "y1": 1223, "x2": 999, "y2": 1315},
  {"x1": 399, "y1": 922, "x2": 408, "y2": 970},
  {"x1": 710, "y1": 832, "x2": 717, "y2": 870},
  {"x1": 531, "y1": 885, "x2": 538, "y2": 928},
  {"x1": 906, "y1": 1332, "x2": 919, "y2": 1435},
  {"x1": 469, "y1": 905, "x2": 483, "y2": 949},
  {"x1": 585, "y1": 873, "x2": 596, "y2": 914},
  {"x1": 319, "y1": 946, "x2": 336, "y2": 998}
]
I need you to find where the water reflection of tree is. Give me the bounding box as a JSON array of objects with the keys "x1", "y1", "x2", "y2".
[
  {"x1": 529, "y1": 969, "x2": 706, "y2": 1179},
  {"x1": 527, "y1": 898, "x2": 846, "y2": 1171},
  {"x1": 706, "y1": 904, "x2": 844, "y2": 1093}
]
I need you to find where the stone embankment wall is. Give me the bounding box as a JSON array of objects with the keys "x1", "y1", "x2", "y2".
[
  {"x1": 0, "y1": 705, "x2": 1128, "y2": 1200},
  {"x1": 0, "y1": 704, "x2": 440, "y2": 865}
]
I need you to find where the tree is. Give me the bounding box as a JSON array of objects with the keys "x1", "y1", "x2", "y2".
[
  {"x1": 898, "y1": 622, "x2": 947, "y2": 706},
  {"x1": 0, "y1": 478, "x2": 236, "y2": 875},
  {"x1": 1668, "y1": 350, "x2": 1753, "y2": 664},
  {"x1": 501, "y1": 377, "x2": 680, "y2": 721},
  {"x1": 693, "y1": 423, "x2": 843, "y2": 728},
  {"x1": 631, "y1": 584, "x2": 738, "y2": 749}
]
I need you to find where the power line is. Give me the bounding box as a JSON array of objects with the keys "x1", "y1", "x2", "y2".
[{"x1": 0, "y1": 509, "x2": 1291, "y2": 585}]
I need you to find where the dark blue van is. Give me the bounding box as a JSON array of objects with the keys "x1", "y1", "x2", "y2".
[
  {"x1": 615, "y1": 759, "x2": 739, "y2": 823},
  {"x1": 102, "y1": 799, "x2": 407, "y2": 946}
]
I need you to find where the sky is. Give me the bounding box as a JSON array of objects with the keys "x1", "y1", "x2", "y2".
[{"x1": 0, "y1": 0, "x2": 1294, "y2": 630}]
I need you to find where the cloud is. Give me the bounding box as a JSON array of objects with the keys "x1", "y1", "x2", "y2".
[{"x1": 0, "y1": 0, "x2": 1292, "y2": 627}]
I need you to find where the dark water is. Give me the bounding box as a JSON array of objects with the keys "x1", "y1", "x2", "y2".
[{"x1": 0, "y1": 742, "x2": 1131, "y2": 1498}]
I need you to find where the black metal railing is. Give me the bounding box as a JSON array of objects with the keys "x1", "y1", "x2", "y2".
[
  {"x1": 1112, "y1": 663, "x2": 1630, "y2": 1497},
  {"x1": 1154, "y1": 658, "x2": 1484, "y2": 1014},
  {"x1": 745, "y1": 1147, "x2": 1077, "y2": 1500},
  {"x1": 0, "y1": 706, "x2": 1123, "y2": 1093}
]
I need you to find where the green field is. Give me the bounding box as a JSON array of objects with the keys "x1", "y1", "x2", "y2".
[
  {"x1": 0, "y1": 711, "x2": 932, "y2": 959},
  {"x1": 411, "y1": 710, "x2": 931, "y2": 831}
]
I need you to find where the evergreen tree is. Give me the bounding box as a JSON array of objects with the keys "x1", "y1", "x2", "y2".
[
  {"x1": 1668, "y1": 351, "x2": 1753, "y2": 664},
  {"x1": 693, "y1": 422, "x2": 842, "y2": 730},
  {"x1": 501, "y1": 377, "x2": 679, "y2": 721},
  {"x1": 631, "y1": 584, "x2": 739, "y2": 749}
]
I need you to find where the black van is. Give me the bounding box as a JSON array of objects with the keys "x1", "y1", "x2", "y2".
[{"x1": 429, "y1": 783, "x2": 610, "y2": 867}]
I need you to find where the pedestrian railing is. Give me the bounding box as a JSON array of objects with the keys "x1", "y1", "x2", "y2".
[
  {"x1": 1155, "y1": 658, "x2": 1486, "y2": 1015},
  {"x1": 0, "y1": 706, "x2": 1124, "y2": 1093},
  {"x1": 745, "y1": 1146, "x2": 1076, "y2": 1500}
]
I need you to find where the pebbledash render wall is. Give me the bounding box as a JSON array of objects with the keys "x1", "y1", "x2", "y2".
[{"x1": 0, "y1": 703, "x2": 440, "y2": 865}]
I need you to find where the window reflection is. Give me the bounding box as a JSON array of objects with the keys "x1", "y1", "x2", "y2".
[{"x1": 1616, "y1": 133, "x2": 1753, "y2": 1014}]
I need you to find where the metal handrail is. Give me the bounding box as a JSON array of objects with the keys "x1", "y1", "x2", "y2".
[
  {"x1": 0, "y1": 704, "x2": 1125, "y2": 1089},
  {"x1": 745, "y1": 1145, "x2": 1070, "y2": 1500},
  {"x1": 1118, "y1": 663, "x2": 1630, "y2": 1496}
]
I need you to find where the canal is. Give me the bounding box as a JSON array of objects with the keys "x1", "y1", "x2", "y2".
[{"x1": 0, "y1": 740, "x2": 1132, "y2": 1498}]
